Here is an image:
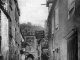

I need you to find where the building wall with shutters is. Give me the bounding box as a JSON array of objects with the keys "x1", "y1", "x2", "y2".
[{"x1": 47, "y1": 0, "x2": 78, "y2": 60}]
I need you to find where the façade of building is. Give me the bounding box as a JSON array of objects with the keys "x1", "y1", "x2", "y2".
[
  {"x1": 47, "y1": 0, "x2": 78, "y2": 60},
  {"x1": 0, "y1": 0, "x2": 23, "y2": 60}
]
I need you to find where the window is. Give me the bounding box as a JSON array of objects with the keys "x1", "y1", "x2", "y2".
[
  {"x1": 15, "y1": 7, "x2": 17, "y2": 22},
  {"x1": 69, "y1": 7, "x2": 74, "y2": 15},
  {"x1": 0, "y1": 9, "x2": 1, "y2": 21},
  {"x1": 54, "y1": 2, "x2": 59, "y2": 31},
  {"x1": 15, "y1": 28, "x2": 16, "y2": 40},
  {"x1": 9, "y1": 26, "x2": 12, "y2": 38},
  {"x1": 9, "y1": 0, "x2": 13, "y2": 10},
  {"x1": 68, "y1": 0, "x2": 75, "y2": 19},
  {"x1": 0, "y1": 36, "x2": 1, "y2": 48},
  {"x1": 0, "y1": 10, "x2": 1, "y2": 30},
  {"x1": 52, "y1": 17, "x2": 54, "y2": 34}
]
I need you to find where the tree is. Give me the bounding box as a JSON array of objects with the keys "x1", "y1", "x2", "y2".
[{"x1": 20, "y1": 22, "x2": 45, "y2": 37}]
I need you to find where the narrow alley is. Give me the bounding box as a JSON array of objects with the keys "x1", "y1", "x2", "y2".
[{"x1": 0, "y1": 0, "x2": 80, "y2": 60}]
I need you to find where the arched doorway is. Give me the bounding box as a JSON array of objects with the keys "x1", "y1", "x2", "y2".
[{"x1": 26, "y1": 54, "x2": 34, "y2": 60}]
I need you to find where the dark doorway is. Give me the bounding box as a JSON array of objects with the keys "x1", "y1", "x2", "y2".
[{"x1": 67, "y1": 29, "x2": 78, "y2": 60}]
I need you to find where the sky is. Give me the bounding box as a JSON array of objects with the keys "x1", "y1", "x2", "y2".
[{"x1": 18, "y1": 0, "x2": 48, "y2": 27}]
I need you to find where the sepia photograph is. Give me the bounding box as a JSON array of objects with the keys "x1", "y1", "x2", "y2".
[{"x1": 0, "y1": 0, "x2": 79, "y2": 60}]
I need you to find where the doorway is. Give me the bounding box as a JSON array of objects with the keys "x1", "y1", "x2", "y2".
[{"x1": 67, "y1": 29, "x2": 78, "y2": 60}]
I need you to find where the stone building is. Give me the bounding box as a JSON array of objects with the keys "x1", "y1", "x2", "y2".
[
  {"x1": 47, "y1": 0, "x2": 78, "y2": 60},
  {"x1": 24, "y1": 35, "x2": 38, "y2": 60},
  {"x1": 0, "y1": 0, "x2": 22, "y2": 60}
]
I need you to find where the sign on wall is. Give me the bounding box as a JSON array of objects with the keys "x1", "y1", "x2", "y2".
[{"x1": 35, "y1": 30, "x2": 45, "y2": 39}]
